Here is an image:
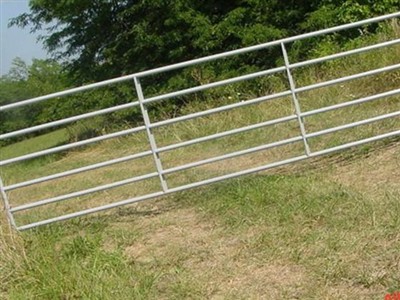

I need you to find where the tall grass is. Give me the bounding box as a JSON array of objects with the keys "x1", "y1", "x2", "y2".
[{"x1": 0, "y1": 208, "x2": 25, "y2": 299}]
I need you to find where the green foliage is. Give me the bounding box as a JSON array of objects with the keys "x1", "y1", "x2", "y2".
[
  {"x1": 6, "y1": 1, "x2": 398, "y2": 113},
  {"x1": 0, "y1": 58, "x2": 67, "y2": 140},
  {"x1": 6, "y1": 221, "x2": 154, "y2": 300},
  {"x1": 0, "y1": 57, "x2": 66, "y2": 106},
  {"x1": 11, "y1": 1, "x2": 400, "y2": 84},
  {"x1": 66, "y1": 116, "x2": 106, "y2": 143},
  {"x1": 0, "y1": 58, "x2": 142, "y2": 145},
  {"x1": 0, "y1": 129, "x2": 68, "y2": 161},
  {"x1": 3, "y1": 1, "x2": 400, "y2": 146}
]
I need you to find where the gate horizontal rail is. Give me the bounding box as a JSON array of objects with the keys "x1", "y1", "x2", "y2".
[
  {"x1": 2, "y1": 11, "x2": 400, "y2": 113},
  {"x1": 1, "y1": 12, "x2": 400, "y2": 230},
  {"x1": 14, "y1": 129, "x2": 400, "y2": 232}
]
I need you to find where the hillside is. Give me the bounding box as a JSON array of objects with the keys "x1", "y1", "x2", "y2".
[{"x1": 1, "y1": 137, "x2": 399, "y2": 298}]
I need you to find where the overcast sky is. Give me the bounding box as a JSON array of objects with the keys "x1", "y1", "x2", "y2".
[{"x1": 0, "y1": 0, "x2": 48, "y2": 75}]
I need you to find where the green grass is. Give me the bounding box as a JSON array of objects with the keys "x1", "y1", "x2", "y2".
[
  {"x1": 4, "y1": 221, "x2": 157, "y2": 299},
  {"x1": 2, "y1": 156, "x2": 399, "y2": 298},
  {"x1": 0, "y1": 128, "x2": 68, "y2": 161}
]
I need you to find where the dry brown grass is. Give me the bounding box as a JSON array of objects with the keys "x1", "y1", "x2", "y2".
[
  {"x1": 121, "y1": 205, "x2": 308, "y2": 298},
  {"x1": 330, "y1": 142, "x2": 400, "y2": 195},
  {"x1": 0, "y1": 204, "x2": 25, "y2": 298},
  {"x1": 1, "y1": 132, "x2": 399, "y2": 299},
  {"x1": 111, "y1": 141, "x2": 399, "y2": 299}
]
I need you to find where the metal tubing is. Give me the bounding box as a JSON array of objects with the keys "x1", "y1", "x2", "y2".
[
  {"x1": 168, "y1": 156, "x2": 310, "y2": 193},
  {"x1": 310, "y1": 129, "x2": 400, "y2": 156},
  {"x1": 134, "y1": 12, "x2": 400, "y2": 78},
  {"x1": 140, "y1": 40, "x2": 400, "y2": 106},
  {"x1": 4, "y1": 115, "x2": 297, "y2": 192},
  {"x1": 0, "y1": 125, "x2": 146, "y2": 167},
  {"x1": 162, "y1": 136, "x2": 303, "y2": 175},
  {"x1": 3, "y1": 12, "x2": 400, "y2": 231},
  {"x1": 142, "y1": 66, "x2": 286, "y2": 104},
  {"x1": 2, "y1": 12, "x2": 398, "y2": 112},
  {"x1": 17, "y1": 128, "x2": 399, "y2": 231},
  {"x1": 157, "y1": 114, "x2": 298, "y2": 153},
  {"x1": 0, "y1": 176, "x2": 17, "y2": 228},
  {"x1": 296, "y1": 63, "x2": 400, "y2": 93},
  {"x1": 1, "y1": 37, "x2": 395, "y2": 142},
  {"x1": 14, "y1": 155, "x2": 308, "y2": 230},
  {"x1": 149, "y1": 90, "x2": 292, "y2": 129},
  {"x1": 4, "y1": 150, "x2": 152, "y2": 191},
  {"x1": 290, "y1": 38, "x2": 400, "y2": 69},
  {"x1": 0, "y1": 101, "x2": 139, "y2": 140},
  {"x1": 16, "y1": 190, "x2": 166, "y2": 231},
  {"x1": 281, "y1": 42, "x2": 311, "y2": 156},
  {"x1": 0, "y1": 76, "x2": 139, "y2": 112},
  {"x1": 133, "y1": 77, "x2": 169, "y2": 192},
  {"x1": 301, "y1": 87, "x2": 400, "y2": 117},
  {"x1": 4, "y1": 114, "x2": 298, "y2": 191},
  {"x1": 0, "y1": 57, "x2": 400, "y2": 144},
  {"x1": 0, "y1": 91, "x2": 291, "y2": 152},
  {"x1": 10, "y1": 172, "x2": 159, "y2": 213},
  {"x1": 306, "y1": 111, "x2": 400, "y2": 139}
]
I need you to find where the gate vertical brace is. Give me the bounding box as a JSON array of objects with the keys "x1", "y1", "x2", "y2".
[
  {"x1": 133, "y1": 76, "x2": 169, "y2": 192},
  {"x1": 281, "y1": 42, "x2": 311, "y2": 156},
  {"x1": 0, "y1": 176, "x2": 17, "y2": 229}
]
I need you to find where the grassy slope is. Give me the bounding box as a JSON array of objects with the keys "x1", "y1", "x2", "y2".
[
  {"x1": 0, "y1": 129, "x2": 68, "y2": 161},
  {"x1": 1, "y1": 25, "x2": 400, "y2": 299},
  {"x1": 1, "y1": 142, "x2": 399, "y2": 299}
]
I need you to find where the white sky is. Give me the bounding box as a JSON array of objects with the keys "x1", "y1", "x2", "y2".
[{"x1": 0, "y1": 0, "x2": 48, "y2": 75}]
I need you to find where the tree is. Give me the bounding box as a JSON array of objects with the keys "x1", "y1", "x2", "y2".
[
  {"x1": 11, "y1": 1, "x2": 400, "y2": 85},
  {"x1": 0, "y1": 58, "x2": 68, "y2": 139},
  {"x1": 7, "y1": 0, "x2": 400, "y2": 132}
]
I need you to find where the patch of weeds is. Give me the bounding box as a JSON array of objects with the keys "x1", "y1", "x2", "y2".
[{"x1": 7, "y1": 221, "x2": 150, "y2": 300}]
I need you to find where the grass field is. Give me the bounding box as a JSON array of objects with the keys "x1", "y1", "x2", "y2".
[
  {"x1": 1, "y1": 24, "x2": 400, "y2": 299},
  {"x1": 1, "y1": 139, "x2": 399, "y2": 299}
]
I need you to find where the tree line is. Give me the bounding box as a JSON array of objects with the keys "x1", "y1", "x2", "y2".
[{"x1": 11, "y1": 0, "x2": 400, "y2": 83}]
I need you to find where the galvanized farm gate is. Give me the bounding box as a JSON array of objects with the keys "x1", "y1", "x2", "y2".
[{"x1": 1, "y1": 12, "x2": 400, "y2": 230}]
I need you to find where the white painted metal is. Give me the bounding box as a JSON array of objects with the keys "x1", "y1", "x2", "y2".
[
  {"x1": 15, "y1": 129, "x2": 400, "y2": 232},
  {"x1": 157, "y1": 114, "x2": 298, "y2": 153},
  {"x1": 2, "y1": 11, "x2": 399, "y2": 113},
  {"x1": 281, "y1": 42, "x2": 311, "y2": 156},
  {"x1": 4, "y1": 150, "x2": 153, "y2": 191},
  {"x1": 296, "y1": 63, "x2": 400, "y2": 93},
  {"x1": 0, "y1": 177, "x2": 16, "y2": 228},
  {"x1": 0, "y1": 101, "x2": 140, "y2": 140},
  {"x1": 10, "y1": 172, "x2": 159, "y2": 213},
  {"x1": 0, "y1": 125, "x2": 146, "y2": 166},
  {"x1": 301, "y1": 88, "x2": 400, "y2": 117},
  {"x1": 134, "y1": 77, "x2": 169, "y2": 192},
  {"x1": 1, "y1": 12, "x2": 399, "y2": 230}
]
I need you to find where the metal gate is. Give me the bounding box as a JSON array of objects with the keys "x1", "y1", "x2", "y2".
[{"x1": 1, "y1": 12, "x2": 400, "y2": 230}]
